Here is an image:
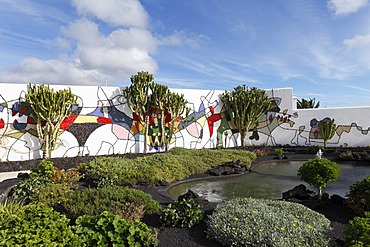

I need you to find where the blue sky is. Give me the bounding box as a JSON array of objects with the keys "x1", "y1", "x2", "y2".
[{"x1": 0, "y1": 0, "x2": 370, "y2": 108}]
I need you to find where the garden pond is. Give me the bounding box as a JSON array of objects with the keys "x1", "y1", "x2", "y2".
[{"x1": 167, "y1": 160, "x2": 370, "y2": 202}]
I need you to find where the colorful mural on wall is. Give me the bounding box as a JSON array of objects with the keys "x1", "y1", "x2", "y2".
[{"x1": 1, "y1": 83, "x2": 370, "y2": 162}]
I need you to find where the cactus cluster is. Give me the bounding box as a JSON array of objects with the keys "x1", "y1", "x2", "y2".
[
  {"x1": 221, "y1": 85, "x2": 271, "y2": 147},
  {"x1": 25, "y1": 83, "x2": 78, "y2": 159},
  {"x1": 318, "y1": 118, "x2": 336, "y2": 148},
  {"x1": 123, "y1": 71, "x2": 190, "y2": 153}
]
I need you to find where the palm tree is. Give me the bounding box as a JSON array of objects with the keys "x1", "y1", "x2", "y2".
[{"x1": 297, "y1": 98, "x2": 320, "y2": 109}]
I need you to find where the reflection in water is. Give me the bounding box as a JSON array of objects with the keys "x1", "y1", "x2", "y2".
[{"x1": 167, "y1": 161, "x2": 370, "y2": 202}]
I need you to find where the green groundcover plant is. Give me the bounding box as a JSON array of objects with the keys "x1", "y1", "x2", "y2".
[
  {"x1": 63, "y1": 186, "x2": 161, "y2": 221},
  {"x1": 345, "y1": 212, "x2": 370, "y2": 247},
  {"x1": 160, "y1": 198, "x2": 203, "y2": 228},
  {"x1": 207, "y1": 197, "x2": 335, "y2": 247},
  {"x1": 0, "y1": 202, "x2": 82, "y2": 246},
  {"x1": 74, "y1": 211, "x2": 158, "y2": 247},
  {"x1": 81, "y1": 147, "x2": 256, "y2": 187}
]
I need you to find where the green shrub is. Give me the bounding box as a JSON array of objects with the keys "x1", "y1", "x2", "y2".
[
  {"x1": 82, "y1": 148, "x2": 256, "y2": 187},
  {"x1": 9, "y1": 160, "x2": 81, "y2": 202},
  {"x1": 9, "y1": 176, "x2": 47, "y2": 201},
  {"x1": 0, "y1": 202, "x2": 82, "y2": 246},
  {"x1": 64, "y1": 186, "x2": 161, "y2": 221},
  {"x1": 346, "y1": 175, "x2": 370, "y2": 215},
  {"x1": 160, "y1": 198, "x2": 204, "y2": 228},
  {"x1": 274, "y1": 148, "x2": 284, "y2": 158},
  {"x1": 74, "y1": 211, "x2": 158, "y2": 247},
  {"x1": 297, "y1": 158, "x2": 340, "y2": 200},
  {"x1": 28, "y1": 160, "x2": 57, "y2": 179},
  {"x1": 207, "y1": 197, "x2": 334, "y2": 247},
  {"x1": 345, "y1": 212, "x2": 370, "y2": 247},
  {"x1": 29, "y1": 182, "x2": 74, "y2": 207},
  {"x1": 307, "y1": 145, "x2": 324, "y2": 154}
]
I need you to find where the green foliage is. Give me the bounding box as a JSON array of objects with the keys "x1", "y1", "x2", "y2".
[
  {"x1": 297, "y1": 158, "x2": 340, "y2": 199},
  {"x1": 345, "y1": 212, "x2": 370, "y2": 247},
  {"x1": 308, "y1": 145, "x2": 324, "y2": 154},
  {"x1": 74, "y1": 211, "x2": 158, "y2": 247},
  {"x1": 221, "y1": 85, "x2": 271, "y2": 147},
  {"x1": 207, "y1": 197, "x2": 334, "y2": 247},
  {"x1": 30, "y1": 182, "x2": 74, "y2": 207},
  {"x1": 64, "y1": 186, "x2": 161, "y2": 221},
  {"x1": 9, "y1": 176, "x2": 47, "y2": 201},
  {"x1": 9, "y1": 160, "x2": 81, "y2": 204},
  {"x1": 0, "y1": 202, "x2": 82, "y2": 246},
  {"x1": 346, "y1": 175, "x2": 370, "y2": 215},
  {"x1": 81, "y1": 148, "x2": 256, "y2": 186},
  {"x1": 297, "y1": 98, "x2": 320, "y2": 109},
  {"x1": 29, "y1": 160, "x2": 57, "y2": 179},
  {"x1": 318, "y1": 118, "x2": 336, "y2": 148},
  {"x1": 25, "y1": 83, "x2": 78, "y2": 159},
  {"x1": 160, "y1": 198, "x2": 204, "y2": 228},
  {"x1": 274, "y1": 148, "x2": 284, "y2": 158}
]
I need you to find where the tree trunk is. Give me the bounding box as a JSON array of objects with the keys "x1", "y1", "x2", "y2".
[
  {"x1": 240, "y1": 131, "x2": 246, "y2": 147},
  {"x1": 143, "y1": 115, "x2": 149, "y2": 154},
  {"x1": 318, "y1": 187, "x2": 323, "y2": 200}
]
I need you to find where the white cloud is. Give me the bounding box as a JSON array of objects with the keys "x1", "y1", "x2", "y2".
[
  {"x1": 0, "y1": 1, "x2": 206, "y2": 86},
  {"x1": 327, "y1": 0, "x2": 368, "y2": 16},
  {"x1": 0, "y1": 57, "x2": 105, "y2": 85},
  {"x1": 343, "y1": 34, "x2": 370, "y2": 49},
  {"x1": 71, "y1": 0, "x2": 149, "y2": 28},
  {"x1": 158, "y1": 30, "x2": 209, "y2": 49}
]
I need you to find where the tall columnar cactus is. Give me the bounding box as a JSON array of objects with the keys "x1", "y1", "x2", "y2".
[
  {"x1": 221, "y1": 85, "x2": 271, "y2": 147},
  {"x1": 165, "y1": 92, "x2": 190, "y2": 151},
  {"x1": 25, "y1": 83, "x2": 78, "y2": 159},
  {"x1": 149, "y1": 83, "x2": 169, "y2": 149},
  {"x1": 318, "y1": 118, "x2": 336, "y2": 148},
  {"x1": 122, "y1": 71, "x2": 153, "y2": 154}
]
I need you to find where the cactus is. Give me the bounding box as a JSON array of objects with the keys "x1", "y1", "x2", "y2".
[
  {"x1": 165, "y1": 92, "x2": 190, "y2": 151},
  {"x1": 25, "y1": 83, "x2": 78, "y2": 159},
  {"x1": 123, "y1": 71, "x2": 153, "y2": 154},
  {"x1": 149, "y1": 83, "x2": 169, "y2": 149},
  {"x1": 318, "y1": 118, "x2": 336, "y2": 148},
  {"x1": 221, "y1": 85, "x2": 271, "y2": 147}
]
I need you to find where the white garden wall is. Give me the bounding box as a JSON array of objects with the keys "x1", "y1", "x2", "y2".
[{"x1": 0, "y1": 83, "x2": 369, "y2": 161}]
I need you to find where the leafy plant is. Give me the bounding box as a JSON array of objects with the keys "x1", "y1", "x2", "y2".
[
  {"x1": 25, "y1": 83, "x2": 78, "y2": 159},
  {"x1": 345, "y1": 212, "x2": 370, "y2": 247},
  {"x1": 346, "y1": 175, "x2": 370, "y2": 215},
  {"x1": 274, "y1": 148, "x2": 284, "y2": 159},
  {"x1": 207, "y1": 197, "x2": 334, "y2": 247},
  {"x1": 297, "y1": 158, "x2": 340, "y2": 200},
  {"x1": 255, "y1": 149, "x2": 269, "y2": 157},
  {"x1": 161, "y1": 198, "x2": 204, "y2": 228},
  {"x1": 297, "y1": 97, "x2": 320, "y2": 109},
  {"x1": 0, "y1": 202, "x2": 82, "y2": 246},
  {"x1": 64, "y1": 186, "x2": 161, "y2": 221},
  {"x1": 221, "y1": 85, "x2": 271, "y2": 147},
  {"x1": 318, "y1": 118, "x2": 336, "y2": 148},
  {"x1": 28, "y1": 160, "x2": 57, "y2": 179},
  {"x1": 29, "y1": 182, "x2": 74, "y2": 207},
  {"x1": 74, "y1": 211, "x2": 158, "y2": 247},
  {"x1": 9, "y1": 160, "x2": 81, "y2": 203}
]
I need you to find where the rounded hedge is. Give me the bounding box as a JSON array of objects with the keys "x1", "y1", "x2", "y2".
[{"x1": 207, "y1": 197, "x2": 334, "y2": 247}]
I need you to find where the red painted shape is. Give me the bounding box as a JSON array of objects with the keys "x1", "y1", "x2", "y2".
[
  {"x1": 27, "y1": 117, "x2": 36, "y2": 124},
  {"x1": 97, "y1": 117, "x2": 113, "y2": 124},
  {"x1": 60, "y1": 116, "x2": 77, "y2": 130},
  {"x1": 20, "y1": 105, "x2": 28, "y2": 115},
  {"x1": 0, "y1": 119, "x2": 4, "y2": 129},
  {"x1": 207, "y1": 111, "x2": 222, "y2": 137}
]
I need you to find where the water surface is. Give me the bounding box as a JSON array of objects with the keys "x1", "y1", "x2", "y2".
[{"x1": 167, "y1": 161, "x2": 370, "y2": 202}]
